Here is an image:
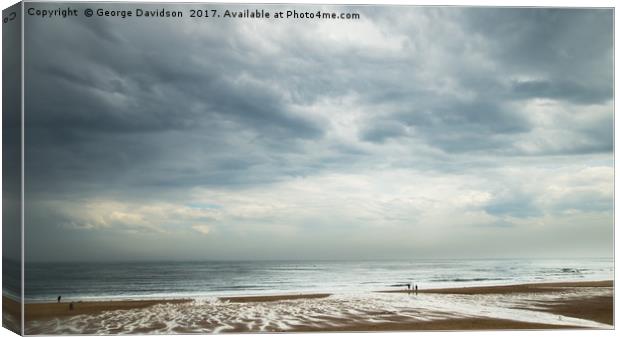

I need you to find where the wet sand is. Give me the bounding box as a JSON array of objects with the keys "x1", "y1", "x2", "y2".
[
  {"x1": 2, "y1": 296, "x2": 21, "y2": 334},
  {"x1": 290, "y1": 317, "x2": 574, "y2": 331},
  {"x1": 22, "y1": 298, "x2": 191, "y2": 320},
  {"x1": 402, "y1": 280, "x2": 613, "y2": 295},
  {"x1": 219, "y1": 293, "x2": 331, "y2": 303},
  {"x1": 17, "y1": 280, "x2": 613, "y2": 333},
  {"x1": 379, "y1": 280, "x2": 613, "y2": 328},
  {"x1": 532, "y1": 295, "x2": 613, "y2": 325}
]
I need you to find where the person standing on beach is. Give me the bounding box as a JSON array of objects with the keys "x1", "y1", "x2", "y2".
[
  {"x1": 415, "y1": 284, "x2": 418, "y2": 294},
  {"x1": 407, "y1": 283, "x2": 411, "y2": 291},
  {"x1": 57, "y1": 296, "x2": 61, "y2": 303}
]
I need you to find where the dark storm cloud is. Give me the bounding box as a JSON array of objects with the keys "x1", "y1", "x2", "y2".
[
  {"x1": 463, "y1": 8, "x2": 613, "y2": 106},
  {"x1": 25, "y1": 6, "x2": 613, "y2": 184},
  {"x1": 357, "y1": 7, "x2": 612, "y2": 156},
  {"x1": 361, "y1": 96, "x2": 530, "y2": 154},
  {"x1": 26, "y1": 24, "x2": 322, "y2": 137},
  {"x1": 462, "y1": 8, "x2": 612, "y2": 77},
  {"x1": 511, "y1": 79, "x2": 612, "y2": 105},
  {"x1": 360, "y1": 121, "x2": 407, "y2": 143},
  {"x1": 3, "y1": 5, "x2": 22, "y2": 262},
  {"x1": 23, "y1": 5, "x2": 613, "y2": 193},
  {"x1": 24, "y1": 7, "x2": 330, "y2": 197}
]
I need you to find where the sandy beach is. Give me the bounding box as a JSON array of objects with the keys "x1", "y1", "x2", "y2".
[
  {"x1": 379, "y1": 280, "x2": 613, "y2": 326},
  {"x1": 2, "y1": 295, "x2": 21, "y2": 334},
  {"x1": 17, "y1": 280, "x2": 613, "y2": 334}
]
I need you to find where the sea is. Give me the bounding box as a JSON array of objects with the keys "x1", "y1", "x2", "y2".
[{"x1": 17, "y1": 258, "x2": 613, "y2": 303}]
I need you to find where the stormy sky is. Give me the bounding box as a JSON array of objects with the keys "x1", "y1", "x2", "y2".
[{"x1": 23, "y1": 4, "x2": 613, "y2": 261}]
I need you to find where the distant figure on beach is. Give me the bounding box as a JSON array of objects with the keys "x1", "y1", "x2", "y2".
[
  {"x1": 407, "y1": 283, "x2": 411, "y2": 291},
  {"x1": 415, "y1": 284, "x2": 418, "y2": 294},
  {"x1": 69, "y1": 302, "x2": 74, "y2": 311},
  {"x1": 57, "y1": 296, "x2": 61, "y2": 303}
]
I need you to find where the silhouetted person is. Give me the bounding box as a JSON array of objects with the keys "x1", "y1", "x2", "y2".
[
  {"x1": 57, "y1": 296, "x2": 61, "y2": 303},
  {"x1": 415, "y1": 284, "x2": 418, "y2": 294},
  {"x1": 407, "y1": 283, "x2": 411, "y2": 291}
]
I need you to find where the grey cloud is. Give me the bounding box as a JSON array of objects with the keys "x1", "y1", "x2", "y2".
[
  {"x1": 24, "y1": 9, "x2": 331, "y2": 199},
  {"x1": 511, "y1": 79, "x2": 612, "y2": 105},
  {"x1": 360, "y1": 121, "x2": 407, "y2": 143},
  {"x1": 485, "y1": 194, "x2": 542, "y2": 218},
  {"x1": 360, "y1": 98, "x2": 529, "y2": 154},
  {"x1": 354, "y1": 7, "x2": 611, "y2": 156},
  {"x1": 404, "y1": 100, "x2": 529, "y2": 134},
  {"x1": 463, "y1": 8, "x2": 612, "y2": 104}
]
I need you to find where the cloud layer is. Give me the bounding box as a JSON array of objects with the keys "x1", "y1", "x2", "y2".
[{"x1": 23, "y1": 5, "x2": 613, "y2": 261}]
